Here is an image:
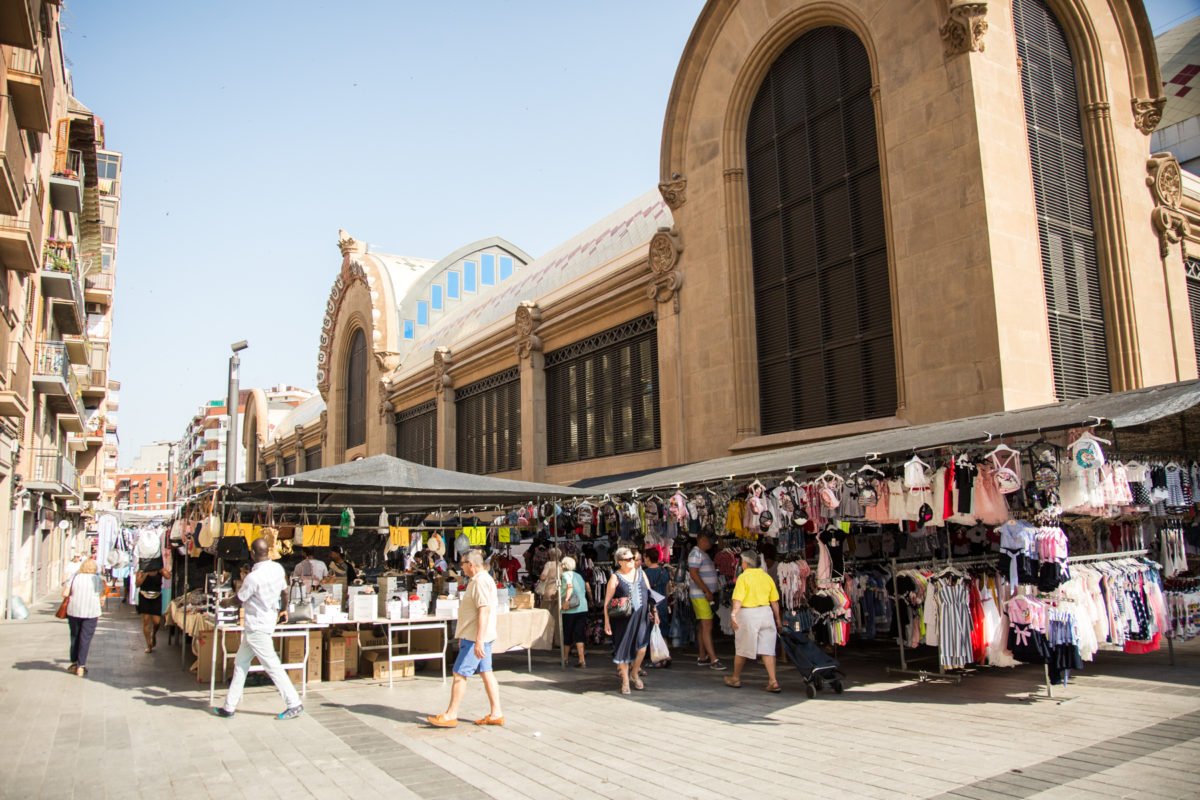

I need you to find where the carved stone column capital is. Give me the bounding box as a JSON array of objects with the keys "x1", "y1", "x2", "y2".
[
  {"x1": 940, "y1": 0, "x2": 988, "y2": 56},
  {"x1": 514, "y1": 301, "x2": 543, "y2": 360},
  {"x1": 658, "y1": 177, "x2": 687, "y2": 210},
  {"x1": 1132, "y1": 97, "x2": 1166, "y2": 135},
  {"x1": 648, "y1": 226, "x2": 685, "y2": 312},
  {"x1": 337, "y1": 228, "x2": 366, "y2": 257},
  {"x1": 723, "y1": 167, "x2": 745, "y2": 184},
  {"x1": 1085, "y1": 101, "x2": 1111, "y2": 120},
  {"x1": 1147, "y1": 153, "x2": 1190, "y2": 258},
  {"x1": 433, "y1": 348, "x2": 453, "y2": 396}
]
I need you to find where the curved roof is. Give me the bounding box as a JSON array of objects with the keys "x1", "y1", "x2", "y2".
[
  {"x1": 269, "y1": 394, "x2": 326, "y2": 443},
  {"x1": 398, "y1": 188, "x2": 672, "y2": 371}
]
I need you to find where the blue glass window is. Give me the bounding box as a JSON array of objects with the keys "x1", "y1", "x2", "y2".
[
  {"x1": 432, "y1": 285, "x2": 443, "y2": 310},
  {"x1": 463, "y1": 261, "x2": 477, "y2": 292},
  {"x1": 481, "y1": 253, "x2": 496, "y2": 286},
  {"x1": 417, "y1": 301, "x2": 428, "y2": 326},
  {"x1": 447, "y1": 271, "x2": 460, "y2": 299},
  {"x1": 499, "y1": 256, "x2": 514, "y2": 280},
  {"x1": 403, "y1": 320, "x2": 415, "y2": 339}
]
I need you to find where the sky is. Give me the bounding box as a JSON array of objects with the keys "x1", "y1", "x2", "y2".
[{"x1": 59, "y1": 0, "x2": 1199, "y2": 466}]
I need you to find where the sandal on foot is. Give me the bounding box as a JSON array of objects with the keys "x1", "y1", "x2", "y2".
[
  {"x1": 620, "y1": 685, "x2": 632, "y2": 695},
  {"x1": 633, "y1": 678, "x2": 645, "y2": 691},
  {"x1": 765, "y1": 683, "x2": 782, "y2": 693},
  {"x1": 724, "y1": 676, "x2": 742, "y2": 688}
]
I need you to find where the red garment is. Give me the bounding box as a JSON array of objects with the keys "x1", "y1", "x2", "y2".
[
  {"x1": 969, "y1": 582, "x2": 986, "y2": 663},
  {"x1": 1124, "y1": 632, "x2": 1161, "y2": 655},
  {"x1": 943, "y1": 460, "x2": 956, "y2": 521}
]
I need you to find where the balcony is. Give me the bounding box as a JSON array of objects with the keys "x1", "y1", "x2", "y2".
[
  {"x1": 48, "y1": 149, "x2": 82, "y2": 214},
  {"x1": 83, "y1": 270, "x2": 113, "y2": 304},
  {"x1": 0, "y1": 0, "x2": 36, "y2": 50},
  {"x1": 0, "y1": 184, "x2": 42, "y2": 273},
  {"x1": 40, "y1": 240, "x2": 80, "y2": 295},
  {"x1": 80, "y1": 473, "x2": 101, "y2": 499},
  {"x1": 201, "y1": 469, "x2": 220, "y2": 485},
  {"x1": 25, "y1": 448, "x2": 79, "y2": 498},
  {"x1": 0, "y1": 95, "x2": 28, "y2": 215},
  {"x1": 31, "y1": 340, "x2": 68, "y2": 396},
  {"x1": 0, "y1": 343, "x2": 30, "y2": 417},
  {"x1": 5, "y1": 45, "x2": 51, "y2": 133}
]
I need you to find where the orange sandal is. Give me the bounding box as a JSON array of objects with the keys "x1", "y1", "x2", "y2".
[
  {"x1": 474, "y1": 715, "x2": 505, "y2": 726},
  {"x1": 426, "y1": 714, "x2": 458, "y2": 728}
]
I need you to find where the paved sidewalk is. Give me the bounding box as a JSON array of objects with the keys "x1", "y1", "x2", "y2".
[{"x1": 0, "y1": 599, "x2": 1197, "y2": 799}]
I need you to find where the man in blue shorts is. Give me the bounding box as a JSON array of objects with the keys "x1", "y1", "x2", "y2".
[{"x1": 427, "y1": 549, "x2": 503, "y2": 727}]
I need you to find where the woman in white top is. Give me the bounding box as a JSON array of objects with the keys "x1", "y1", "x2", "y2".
[{"x1": 63, "y1": 558, "x2": 103, "y2": 677}]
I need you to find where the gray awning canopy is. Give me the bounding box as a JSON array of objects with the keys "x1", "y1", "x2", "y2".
[
  {"x1": 581, "y1": 380, "x2": 1200, "y2": 495},
  {"x1": 225, "y1": 454, "x2": 578, "y2": 514}
]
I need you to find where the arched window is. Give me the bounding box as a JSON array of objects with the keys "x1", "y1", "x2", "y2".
[
  {"x1": 344, "y1": 328, "x2": 367, "y2": 449},
  {"x1": 1013, "y1": 0, "x2": 1108, "y2": 399},
  {"x1": 747, "y1": 26, "x2": 895, "y2": 435}
]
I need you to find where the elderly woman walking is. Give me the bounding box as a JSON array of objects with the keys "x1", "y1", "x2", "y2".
[
  {"x1": 603, "y1": 546, "x2": 657, "y2": 695},
  {"x1": 724, "y1": 550, "x2": 783, "y2": 692},
  {"x1": 62, "y1": 558, "x2": 103, "y2": 677}
]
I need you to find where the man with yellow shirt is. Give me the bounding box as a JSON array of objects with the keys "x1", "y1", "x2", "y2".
[{"x1": 724, "y1": 550, "x2": 783, "y2": 692}]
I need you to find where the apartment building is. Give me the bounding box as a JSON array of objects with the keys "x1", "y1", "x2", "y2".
[
  {"x1": 115, "y1": 440, "x2": 176, "y2": 511},
  {"x1": 0, "y1": 1, "x2": 120, "y2": 615},
  {"x1": 176, "y1": 395, "x2": 247, "y2": 503}
]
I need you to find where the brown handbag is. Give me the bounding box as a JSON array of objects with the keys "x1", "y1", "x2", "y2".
[{"x1": 55, "y1": 596, "x2": 69, "y2": 620}]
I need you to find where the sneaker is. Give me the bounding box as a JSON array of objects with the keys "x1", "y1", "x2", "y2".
[
  {"x1": 213, "y1": 707, "x2": 235, "y2": 718},
  {"x1": 696, "y1": 657, "x2": 711, "y2": 666},
  {"x1": 709, "y1": 660, "x2": 728, "y2": 671},
  {"x1": 276, "y1": 705, "x2": 303, "y2": 721}
]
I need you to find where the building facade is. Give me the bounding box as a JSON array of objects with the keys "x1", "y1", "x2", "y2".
[
  {"x1": 248, "y1": 0, "x2": 1195, "y2": 493},
  {"x1": 0, "y1": 2, "x2": 123, "y2": 615}
]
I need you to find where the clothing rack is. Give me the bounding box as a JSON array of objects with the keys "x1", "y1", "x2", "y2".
[{"x1": 1023, "y1": 547, "x2": 1156, "y2": 704}]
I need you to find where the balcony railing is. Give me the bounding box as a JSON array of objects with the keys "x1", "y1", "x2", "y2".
[
  {"x1": 0, "y1": 95, "x2": 28, "y2": 214},
  {"x1": 0, "y1": 187, "x2": 43, "y2": 273},
  {"x1": 84, "y1": 271, "x2": 114, "y2": 292},
  {"x1": 48, "y1": 149, "x2": 83, "y2": 214},
  {"x1": 4, "y1": 45, "x2": 51, "y2": 133},
  {"x1": 33, "y1": 340, "x2": 67, "y2": 383},
  {"x1": 27, "y1": 448, "x2": 78, "y2": 494}
]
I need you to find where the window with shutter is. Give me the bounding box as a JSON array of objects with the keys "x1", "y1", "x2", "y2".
[
  {"x1": 282, "y1": 455, "x2": 297, "y2": 476},
  {"x1": 344, "y1": 328, "x2": 367, "y2": 449},
  {"x1": 455, "y1": 368, "x2": 520, "y2": 475},
  {"x1": 396, "y1": 400, "x2": 438, "y2": 467},
  {"x1": 1013, "y1": 0, "x2": 1109, "y2": 400},
  {"x1": 545, "y1": 315, "x2": 661, "y2": 465},
  {"x1": 747, "y1": 26, "x2": 896, "y2": 435},
  {"x1": 304, "y1": 445, "x2": 322, "y2": 471},
  {"x1": 1187, "y1": 258, "x2": 1200, "y2": 375}
]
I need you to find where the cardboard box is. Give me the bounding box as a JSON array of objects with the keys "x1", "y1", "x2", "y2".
[
  {"x1": 194, "y1": 629, "x2": 246, "y2": 684},
  {"x1": 407, "y1": 627, "x2": 446, "y2": 656},
  {"x1": 511, "y1": 592, "x2": 535, "y2": 610},
  {"x1": 350, "y1": 594, "x2": 377, "y2": 621},
  {"x1": 342, "y1": 631, "x2": 359, "y2": 678},
  {"x1": 360, "y1": 650, "x2": 414, "y2": 681},
  {"x1": 307, "y1": 630, "x2": 322, "y2": 684},
  {"x1": 322, "y1": 636, "x2": 346, "y2": 681}
]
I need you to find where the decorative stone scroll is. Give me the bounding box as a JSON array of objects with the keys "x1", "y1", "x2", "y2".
[
  {"x1": 1132, "y1": 97, "x2": 1166, "y2": 135},
  {"x1": 433, "y1": 348, "x2": 453, "y2": 396},
  {"x1": 658, "y1": 178, "x2": 687, "y2": 210},
  {"x1": 940, "y1": 0, "x2": 988, "y2": 56},
  {"x1": 1147, "y1": 153, "x2": 1190, "y2": 257},
  {"x1": 315, "y1": 261, "x2": 369, "y2": 395},
  {"x1": 514, "y1": 301, "x2": 543, "y2": 360},
  {"x1": 647, "y1": 226, "x2": 684, "y2": 312}
]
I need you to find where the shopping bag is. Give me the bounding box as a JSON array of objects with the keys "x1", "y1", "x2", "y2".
[{"x1": 649, "y1": 623, "x2": 670, "y2": 664}]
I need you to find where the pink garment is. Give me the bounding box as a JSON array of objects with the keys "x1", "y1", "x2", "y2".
[{"x1": 974, "y1": 470, "x2": 1009, "y2": 526}]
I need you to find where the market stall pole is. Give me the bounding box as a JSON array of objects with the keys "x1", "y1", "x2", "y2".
[{"x1": 208, "y1": 620, "x2": 327, "y2": 706}]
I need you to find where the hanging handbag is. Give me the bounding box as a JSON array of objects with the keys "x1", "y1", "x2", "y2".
[
  {"x1": 216, "y1": 509, "x2": 251, "y2": 561},
  {"x1": 198, "y1": 490, "x2": 221, "y2": 548},
  {"x1": 56, "y1": 578, "x2": 72, "y2": 619},
  {"x1": 607, "y1": 595, "x2": 632, "y2": 618},
  {"x1": 561, "y1": 578, "x2": 579, "y2": 611}
]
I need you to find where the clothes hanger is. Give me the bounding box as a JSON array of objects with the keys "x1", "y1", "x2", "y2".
[
  {"x1": 905, "y1": 453, "x2": 930, "y2": 470},
  {"x1": 986, "y1": 443, "x2": 1019, "y2": 458},
  {"x1": 856, "y1": 463, "x2": 884, "y2": 476},
  {"x1": 816, "y1": 469, "x2": 842, "y2": 485}
]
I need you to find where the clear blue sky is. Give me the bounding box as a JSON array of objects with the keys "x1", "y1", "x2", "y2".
[{"x1": 60, "y1": 0, "x2": 1197, "y2": 466}]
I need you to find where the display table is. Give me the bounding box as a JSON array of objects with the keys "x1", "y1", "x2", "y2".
[
  {"x1": 494, "y1": 608, "x2": 554, "y2": 670},
  {"x1": 347, "y1": 617, "x2": 452, "y2": 687},
  {"x1": 208, "y1": 621, "x2": 328, "y2": 705},
  {"x1": 166, "y1": 596, "x2": 210, "y2": 638}
]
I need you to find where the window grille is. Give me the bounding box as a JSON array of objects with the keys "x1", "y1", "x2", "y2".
[
  {"x1": 455, "y1": 367, "x2": 520, "y2": 474},
  {"x1": 546, "y1": 315, "x2": 661, "y2": 464},
  {"x1": 1013, "y1": 0, "x2": 1109, "y2": 399},
  {"x1": 747, "y1": 26, "x2": 896, "y2": 434},
  {"x1": 396, "y1": 399, "x2": 437, "y2": 467},
  {"x1": 1187, "y1": 258, "x2": 1200, "y2": 375}
]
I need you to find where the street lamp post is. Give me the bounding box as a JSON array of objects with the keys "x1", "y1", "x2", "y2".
[{"x1": 225, "y1": 341, "x2": 248, "y2": 486}]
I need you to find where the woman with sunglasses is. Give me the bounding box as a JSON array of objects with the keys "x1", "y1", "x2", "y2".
[{"x1": 603, "y1": 546, "x2": 657, "y2": 694}]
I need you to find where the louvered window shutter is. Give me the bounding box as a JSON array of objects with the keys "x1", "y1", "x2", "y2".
[
  {"x1": 395, "y1": 400, "x2": 438, "y2": 467},
  {"x1": 1013, "y1": 0, "x2": 1109, "y2": 399},
  {"x1": 282, "y1": 455, "x2": 296, "y2": 476},
  {"x1": 545, "y1": 315, "x2": 661, "y2": 465},
  {"x1": 304, "y1": 445, "x2": 322, "y2": 471},
  {"x1": 344, "y1": 329, "x2": 368, "y2": 449},
  {"x1": 455, "y1": 368, "x2": 520, "y2": 475},
  {"x1": 746, "y1": 26, "x2": 896, "y2": 435},
  {"x1": 1187, "y1": 258, "x2": 1200, "y2": 375}
]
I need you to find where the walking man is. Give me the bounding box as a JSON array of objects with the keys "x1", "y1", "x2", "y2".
[
  {"x1": 427, "y1": 549, "x2": 503, "y2": 727},
  {"x1": 214, "y1": 537, "x2": 303, "y2": 720},
  {"x1": 688, "y1": 531, "x2": 725, "y2": 670}
]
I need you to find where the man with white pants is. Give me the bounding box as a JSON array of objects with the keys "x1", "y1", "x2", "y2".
[{"x1": 214, "y1": 538, "x2": 303, "y2": 720}]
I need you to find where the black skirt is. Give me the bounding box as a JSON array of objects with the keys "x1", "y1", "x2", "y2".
[{"x1": 137, "y1": 574, "x2": 163, "y2": 616}]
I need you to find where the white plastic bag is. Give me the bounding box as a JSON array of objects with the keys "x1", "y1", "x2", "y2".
[{"x1": 649, "y1": 623, "x2": 670, "y2": 664}]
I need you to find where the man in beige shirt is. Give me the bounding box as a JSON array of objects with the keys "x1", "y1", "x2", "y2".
[{"x1": 427, "y1": 549, "x2": 503, "y2": 728}]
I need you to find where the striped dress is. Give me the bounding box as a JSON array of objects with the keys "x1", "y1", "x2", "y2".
[{"x1": 938, "y1": 581, "x2": 974, "y2": 669}]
